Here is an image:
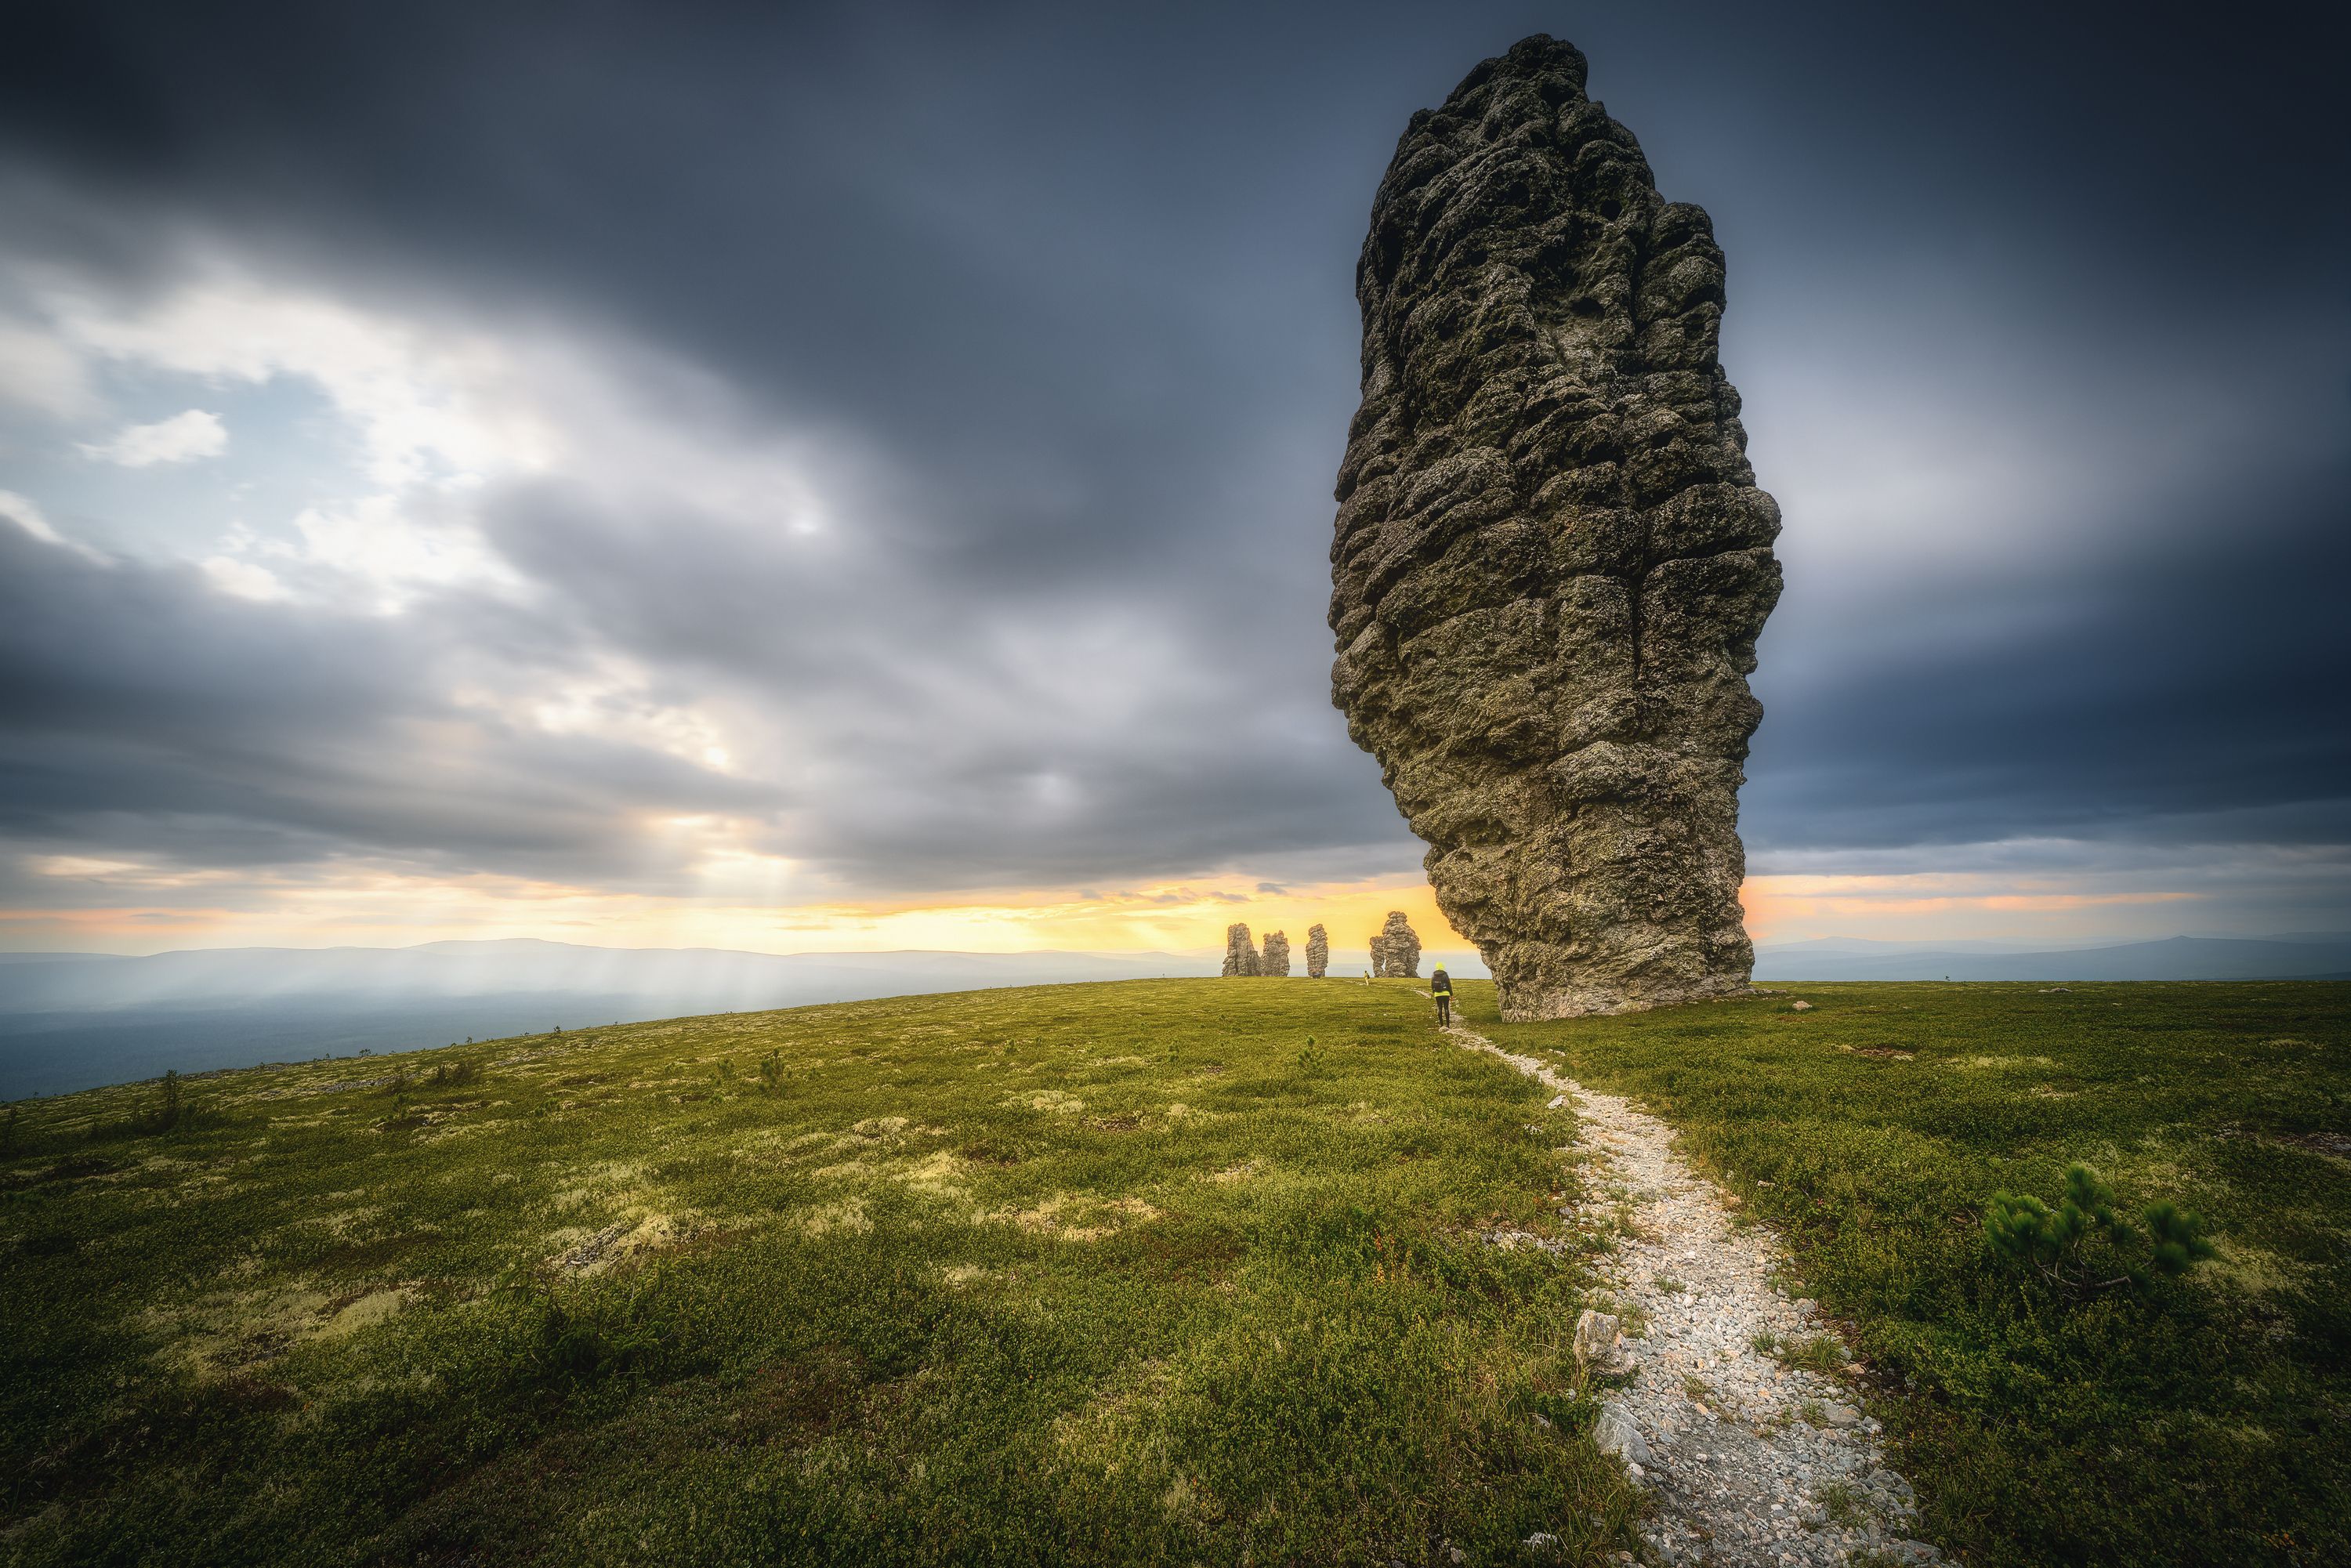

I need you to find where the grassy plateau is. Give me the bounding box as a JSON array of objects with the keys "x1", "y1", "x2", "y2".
[
  {"x1": 2, "y1": 976, "x2": 2346, "y2": 1566},
  {"x1": 2, "y1": 980, "x2": 1628, "y2": 1566},
  {"x1": 1479, "y1": 980, "x2": 2351, "y2": 1567}
]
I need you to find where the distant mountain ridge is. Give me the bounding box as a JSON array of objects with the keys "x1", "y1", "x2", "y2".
[
  {"x1": 0, "y1": 943, "x2": 1215, "y2": 1099},
  {"x1": 5, "y1": 935, "x2": 2345, "y2": 1100},
  {"x1": 0, "y1": 940, "x2": 1209, "y2": 1012},
  {"x1": 1754, "y1": 934, "x2": 2351, "y2": 983}
]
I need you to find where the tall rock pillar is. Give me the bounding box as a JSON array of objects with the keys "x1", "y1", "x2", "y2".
[
  {"x1": 1329, "y1": 34, "x2": 1780, "y2": 1019},
  {"x1": 1378, "y1": 911, "x2": 1422, "y2": 980},
  {"x1": 1261, "y1": 931, "x2": 1291, "y2": 976}
]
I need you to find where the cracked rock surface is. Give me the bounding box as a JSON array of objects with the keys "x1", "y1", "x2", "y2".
[
  {"x1": 1330, "y1": 34, "x2": 1781, "y2": 1019},
  {"x1": 1451, "y1": 1023, "x2": 1941, "y2": 1567},
  {"x1": 1306, "y1": 924, "x2": 1330, "y2": 979}
]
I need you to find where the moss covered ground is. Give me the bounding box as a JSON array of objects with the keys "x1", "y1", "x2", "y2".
[
  {"x1": 2, "y1": 980, "x2": 1629, "y2": 1566},
  {"x1": 1478, "y1": 979, "x2": 2351, "y2": 1568},
  {"x1": 3, "y1": 977, "x2": 2346, "y2": 1566}
]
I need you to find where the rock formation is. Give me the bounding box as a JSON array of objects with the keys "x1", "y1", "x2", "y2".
[
  {"x1": 1222, "y1": 922, "x2": 1262, "y2": 978},
  {"x1": 1369, "y1": 911, "x2": 1422, "y2": 980},
  {"x1": 1261, "y1": 930, "x2": 1291, "y2": 976},
  {"x1": 1328, "y1": 34, "x2": 1780, "y2": 1020},
  {"x1": 1305, "y1": 925, "x2": 1329, "y2": 978}
]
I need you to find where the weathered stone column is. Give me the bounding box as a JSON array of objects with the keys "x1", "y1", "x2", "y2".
[
  {"x1": 1305, "y1": 925, "x2": 1329, "y2": 979},
  {"x1": 1223, "y1": 923, "x2": 1262, "y2": 978},
  {"x1": 1261, "y1": 931, "x2": 1291, "y2": 976},
  {"x1": 1329, "y1": 34, "x2": 1780, "y2": 1019},
  {"x1": 1378, "y1": 911, "x2": 1422, "y2": 980}
]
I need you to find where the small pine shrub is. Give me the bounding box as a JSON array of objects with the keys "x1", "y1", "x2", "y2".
[
  {"x1": 128, "y1": 1070, "x2": 194, "y2": 1135},
  {"x1": 493, "y1": 1275, "x2": 685, "y2": 1391},
  {"x1": 429, "y1": 1059, "x2": 480, "y2": 1088},
  {"x1": 1984, "y1": 1164, "x2": 2215, "y2": 1297},
  {"x1": 757, "y1": 1052, "x2": 785, "y2": 1093},
  {"x1": 531, "y1": 1298, "x2": 657, "y2": 1384}
]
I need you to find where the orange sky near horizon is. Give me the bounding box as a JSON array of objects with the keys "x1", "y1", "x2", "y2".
[{"x1": 0, "y1": 860, "x2": 2211, "y2": 958}]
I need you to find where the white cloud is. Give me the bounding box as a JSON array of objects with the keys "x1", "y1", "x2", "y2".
[
  {"x1": 0, "y1": 488, "x2": 63, "y2": 545},
  {"x1": 52, "y1": 276, "x2": 556, "y2": 488},
  {"x1": 199, "y1": 553, "x2": 288, "y2": 602},
  {"x1": 0, "y1": 487, "x2": 105, "y2": 562},
  {"x1": 286, "y1": 494, "x2": 527, "y2": 611},
  {"x1": 16, "y1": 258, "x2": 845, "y2": 624},
  {"x1": 81, "y1": 408, "x2": 228, "y2": 466},
  {"x1": 0, "y1": 316, "x2": 98, "y2": 416}
]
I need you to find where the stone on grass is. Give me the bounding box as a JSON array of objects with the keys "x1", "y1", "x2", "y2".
[
  {"x1": 1574, "y1": 1308, "x2": 1631, "y2": 1376},
  {"x1": 1592, "y1": 1401, "x2": 1653, "y2": 1466},
  {"x1": 1328, "y1": 34, "x2": 1781, "y2": 1021},
  {"x1": 1305, "y1": 924, "x2": 1329, "y2": 978},
  {"x1": 1260, "y1": 930, "x2": 1291, "y2": 977}
]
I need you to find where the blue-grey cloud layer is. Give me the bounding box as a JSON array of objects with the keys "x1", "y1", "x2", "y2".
[{"x1": 0, "y1": 0, "x2": 2345, "y2": 925}]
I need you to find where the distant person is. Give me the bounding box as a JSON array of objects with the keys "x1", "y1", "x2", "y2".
[{"x1": 1430, "y1": 965, "x2": 1454, "y2": 1027}]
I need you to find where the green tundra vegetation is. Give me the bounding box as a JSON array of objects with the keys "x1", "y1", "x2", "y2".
[
  {"x1": 1, "y1": 980, "x2": 1631, "y2": 1567},
  {"x1": 2, "y1": 977, "x2": 2346, "y2": 1566},
  {"x1": 1479, "y1": 980, "x2": 2350, "y2": 1568}
]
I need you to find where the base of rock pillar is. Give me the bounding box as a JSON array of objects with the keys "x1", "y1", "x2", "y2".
[{"x1": 1495, "y1": 970, "x2": 1756, "y2": 1022}]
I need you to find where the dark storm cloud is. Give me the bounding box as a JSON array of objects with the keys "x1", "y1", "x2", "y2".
[
  {"x1": 1743, "y1": 455, "x2": 2351, "y2": 859},
  {"x1": 0, "y1": 0, "x2": 2346, "y2": 921},
  {"x1": 479, "y1": 476, "x2": 1400, "y2": 890},
  {"x1": 0, "y1": 524, "x2": 773, "y2": 885}
]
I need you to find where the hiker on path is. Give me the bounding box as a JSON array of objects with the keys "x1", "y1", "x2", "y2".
[{"x1": 1430, "y1": 965, "x2": 1454, "y2": 1027}]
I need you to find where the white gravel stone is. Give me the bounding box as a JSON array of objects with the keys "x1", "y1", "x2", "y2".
[{"x1": 1449, "y1": 1023, "x2": 1933, "y2": 1567}]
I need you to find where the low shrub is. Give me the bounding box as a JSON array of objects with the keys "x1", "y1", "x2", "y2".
[{"x1": 1983, "y1": 1164, "x2": 2215, "y2": 1297}]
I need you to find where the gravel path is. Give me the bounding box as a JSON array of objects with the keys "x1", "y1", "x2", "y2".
[{"x1": 1448, "y1": 1023, "x2": 1943, "y2": 1567}]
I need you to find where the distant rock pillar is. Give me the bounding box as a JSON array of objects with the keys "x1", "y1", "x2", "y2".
[
  {"x1": 1378, "y1": 911, "x2": 1422, "y2": 979},
  {"x1": 1261, "y1": 931, "x2": 1291, "y2": 976},
  {"x1": 1223, "y1": 923, "x2": 1262, "y2": 977},
  {"x1": 1305, "y1": 925, "x2": 1329, "y2": 979}
]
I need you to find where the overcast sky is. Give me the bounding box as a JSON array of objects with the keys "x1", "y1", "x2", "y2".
[{"x1": 0, "y1": 0, "x2": 2344, "y2": 956}]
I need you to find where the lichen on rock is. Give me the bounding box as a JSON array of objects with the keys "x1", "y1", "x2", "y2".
[{"x1": 1329, "y1": 34, "x2": 1780, "y2": 1020}]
